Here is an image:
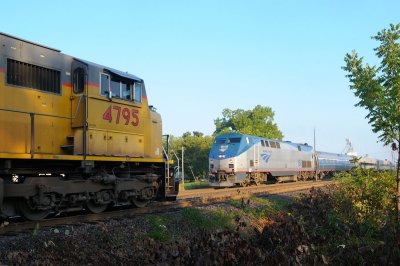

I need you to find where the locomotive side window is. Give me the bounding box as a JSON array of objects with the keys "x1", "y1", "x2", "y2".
[
  {"x1": 110, "y1": 78, "x2": 121, "y2": 98},
  {"x1": 7, "y1": 58, "x2": 61, "y2": 94},
  {"x1": 265, "y1": 141, "x2": 269, "y2": 147},
  {"x1": 276, "y1": 142, "x2": 280, "y2": 149},
  {"x1": 121, "y1": 83, "x2": 131, "y2": 100},
  {"x1": 261, "y1": 140, "x2": 265, "y2": 147},
  {"x1": 270, "y1": 142, "x2": 276, "y2": 148},
  {"x1": 134, "y1": 83, "x2": 142, "y2": 103},
  {"x1": 100, "y1": 73, "x2": 111, "y2": 96},
  {"x1": 100, "y1": 72, "x2": 141, "y2": 103},
  {"x1": 73, "y1": 67, "x2": 85, "y2": 93}
]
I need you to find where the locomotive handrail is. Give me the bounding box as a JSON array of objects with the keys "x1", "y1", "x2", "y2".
[
  {"x1": 0, "y1": 107, "x2": 80, "y2": 158},
  {"x1": 0, "y1": 107, "x2": 73, "y2": 119}
]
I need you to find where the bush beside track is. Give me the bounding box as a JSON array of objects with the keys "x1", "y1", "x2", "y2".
[{"x1": 0, "y1": 169, "x2": 399, "y2": 265}]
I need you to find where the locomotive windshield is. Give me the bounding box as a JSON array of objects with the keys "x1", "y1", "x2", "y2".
[
  {"x1": 227, "y1": 138, "x2": 241, "y2": 144},
  {"x1": 214, "y1": 137, "x2": 242, "y2": 145},
  {"x1": 215, "y1": 138, "x2": 226, "y2": 144}
]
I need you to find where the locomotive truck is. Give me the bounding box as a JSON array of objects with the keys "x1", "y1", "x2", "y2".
[{"x1": 0, "y1": 32, "x2": 178, "y2": 220}]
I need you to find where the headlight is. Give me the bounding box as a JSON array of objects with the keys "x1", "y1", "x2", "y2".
[{"x1": 218, "y1": 154, "x2": 226, "y2": 159}]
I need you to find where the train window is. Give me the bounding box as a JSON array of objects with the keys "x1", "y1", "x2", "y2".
[
  {"x1": 73, "y1": 67, "x2": 85, "y2": 93},
  {"x1": 121, "y1": 83, "x2": 131, "y2": 100},
  {"x1": 297, "y1": 145, "x2": 301, "y2": 151},
  {"x1": 111, "y1": 78, "x2": 121, "y2": 98},
  {"x1": 7, "y1": 58, "x2": 61, "y2": 94},
  {"x1": 276, "y1": 142, "x2": 281, "y2": 149},
  {"x1": 261, "y1": 140, "x2": 265, "y2": 147},
  {"x1": 215, "y1": 139, "x2": 226, "y2": 144},
  {"x1": 100, "y1": 73, "x2": 111, "y2": 96},
  {"x1": 265, "y1": 141, "x2": 269, "y2": 147},
  {"x1": 229, "y1": 138, "x2": 241, "y2": 143},
  {"x1": 134, "y1": 83, "x2": 142, "y2": 103},
  {"x1": 270, "y1": 142, "x2": 276, "y2": 148}
]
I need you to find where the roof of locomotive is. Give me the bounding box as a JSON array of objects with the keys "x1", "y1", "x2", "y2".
[
  {"x1": 0, "y1": 32, "x2": 143, "y2": 83},
  {"x1": 76, "y1": 58, "x2": 143, "y2": 82},
  {"x1": 213, "y1": 132, "x2": 313, "y2": 152},
  {"x1": 0, "y1": 32, "x2": 61, "y2": 52}
]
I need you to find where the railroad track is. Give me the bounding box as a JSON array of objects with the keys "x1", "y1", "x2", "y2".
[
  {"x1": 178, "y1": 179, "x2": 333, "y2": 199},
  {"x1": 0, "y1": 179, "x2": 333, "y2": 235}
]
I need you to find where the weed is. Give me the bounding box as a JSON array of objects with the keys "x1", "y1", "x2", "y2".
[
  {"x1": 147, "y1": 215, "x2": 172, "y2": 242},
  {"x1": 227, "y1": 196, "x2": 290, "y2": 219},
  {"x1": 32, "y1": 223, "x2": 40, "y2": 236},
  {"x1": 182, "y1": 208, "x2": 233, "y2": 231}
]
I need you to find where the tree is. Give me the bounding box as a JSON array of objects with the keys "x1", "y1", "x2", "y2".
[
  {"x1": 169, "y1": 132, "x2": 213, "y2": 181},
  {"x1": 214, "y1": 105, "x2": 283, "y2": 139},
  {"x1": 342, "y1": 23, "x2": 400, "y2": 216}
]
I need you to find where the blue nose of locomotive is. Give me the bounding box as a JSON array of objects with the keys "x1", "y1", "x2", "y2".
[{"x1": 209, "y1": 133, "x2": 244, "y2": 160}]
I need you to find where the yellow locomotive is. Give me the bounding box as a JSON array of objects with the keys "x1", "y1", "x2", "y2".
[{"x1": 0, "y1": 32, "x2": 178, "y2": 220}]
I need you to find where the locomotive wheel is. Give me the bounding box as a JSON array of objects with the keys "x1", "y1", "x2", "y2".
[
  {"x1": 17, "y1": 198, "x2": 51, "y2": 221},
  {"x1": 85, "y1": 200, "x2": 108, "y2": 214},
  {"x1": 131, "y1": 197, "x2": 149, "y2": 208}
]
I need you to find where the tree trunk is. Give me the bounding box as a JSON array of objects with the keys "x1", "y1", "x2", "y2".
[{"x1": 397, "y1": 142, "x2": 400, "y2": 221}]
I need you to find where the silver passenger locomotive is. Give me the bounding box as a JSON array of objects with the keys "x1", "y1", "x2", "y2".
[{"x1": 209, "y1": 133, "x2": 355, "y2": 187}]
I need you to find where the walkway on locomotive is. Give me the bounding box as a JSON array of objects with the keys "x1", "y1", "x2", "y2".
[{"x1": 209, "y1": 133, "x2": 316, "y2": 176}]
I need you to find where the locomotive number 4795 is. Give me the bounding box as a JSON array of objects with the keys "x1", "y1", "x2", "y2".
[{"x1": 102, "y1": 105, "x2": 139, "y2": 126}]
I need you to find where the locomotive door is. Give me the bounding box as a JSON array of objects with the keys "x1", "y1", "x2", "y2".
[
  {"x1": 70, "y1": 60, "x2": 88, "y2": 156},
  {"x1": 71, "y1": 60, "x2": 88, "y2": 128},
  {"x1": 254, "y1": 141, "x2": 260, "y2": 169}
]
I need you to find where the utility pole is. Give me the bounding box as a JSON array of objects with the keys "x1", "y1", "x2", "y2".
[{"x1": 182, "y1": 146, "x2": 185, "y2": 185}]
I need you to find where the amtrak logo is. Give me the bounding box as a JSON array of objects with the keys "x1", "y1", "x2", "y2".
[
  {"x1": 219, "y1": 145, "x2": 228, "y2": 152},
  {"x1": 261, "y1": 152, "x2": 271, "y2": 163}
]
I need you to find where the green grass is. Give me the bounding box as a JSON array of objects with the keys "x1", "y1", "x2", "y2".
[
  {"x1": 227, "y1": 196, "x2": 290, "y2": 218},
  {"x1": 183, "y1": 180, "x2": 209, "y2": 190},
  {"x1": 182, "y1": 208, "x2": 233, "y2": 231}
]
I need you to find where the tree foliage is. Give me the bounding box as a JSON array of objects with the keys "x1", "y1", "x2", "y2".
[
  {"x1": 213, "y1": 105, "x2": 283, "y2": 139},
  {"x1": 343, "y1": 23, "x2": 400, "y2": 145},
  {"x1": 169, "y1": 132, "x2": 213, "y2": 180},
  {"x1": 342, "y1": 23, "x2": 400, "y2": 216}
]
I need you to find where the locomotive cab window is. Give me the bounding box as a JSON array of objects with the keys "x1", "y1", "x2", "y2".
[
  {"x1": 215, "y1": 139, "x2": 226, "y2": 144},
  {"x1": 100, "y1": 73, "x2": 111, "y2": 96},
  {"x1": 111, "y1": 78, "x2": 121, "y2": 98},
  {"x1": 100, "y1": 72, "x2": 141, "y2": 103},
  {"x1": 73, "y1": 67, "x2": 85, "y2": 93},
  {"x1": 228, "y1": 138, "x2": 241, "y2": 144},
  {"x1": 134, "y1": 83, "x2": 142, "y2": 103},
  {"x1": 122, "y1": 82, "x2": 131, "y2": 100}
]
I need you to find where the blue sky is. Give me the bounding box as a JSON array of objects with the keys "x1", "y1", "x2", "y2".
[{"x1": 1, "y1": 0, "x2": 399, "y2": 160}]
